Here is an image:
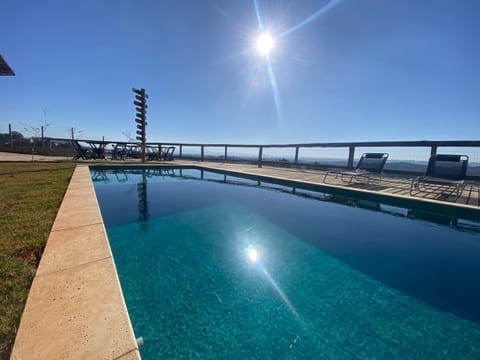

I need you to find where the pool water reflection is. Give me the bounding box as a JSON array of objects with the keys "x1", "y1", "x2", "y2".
[{"x1": 92, "y1": 167, "x2": 480, "y2": 359}]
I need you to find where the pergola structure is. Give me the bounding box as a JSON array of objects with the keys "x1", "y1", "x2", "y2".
[{"x1": 0, "y1": 54, "x2": 15, "y2": 76}]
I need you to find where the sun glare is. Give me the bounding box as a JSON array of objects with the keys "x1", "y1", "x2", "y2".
[
  {"x1": 247, "y1": 248, "x2": 259, "y2": 262},
  {"x1": 256, "y1": 33, "x2": 274, "y2": 55}
]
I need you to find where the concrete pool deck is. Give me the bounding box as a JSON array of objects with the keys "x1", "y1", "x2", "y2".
[
  {"x1": 0, "y1": 151, "x2": 71, "y2": 162},
  {"x1": 10, "y1": 160, "x2": 479, "y2": 359},
  {"x1": 10, "y1": 165, "x2": 140, "y2": 359}
]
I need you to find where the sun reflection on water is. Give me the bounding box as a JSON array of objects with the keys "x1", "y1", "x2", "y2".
[
  {"x1": 243, "y1": 243, "x2": 302, "y2": 323},
  {"x1": 247, "y1": 247, "x2": 259, "y2": 262}
]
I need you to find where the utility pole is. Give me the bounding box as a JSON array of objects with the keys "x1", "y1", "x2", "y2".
[
  {"x1": 41, "y1": 126, "x2": 44, "y2": 149},
  {"x1": 42, "y1": 107, "x2": 51, "y2": 149},
  {"x1": 8, "y1": 123, "x2": 13, "y2": 147},
  {"x1": 68, "y1": 127, "x2": 82, "y2": 140}
]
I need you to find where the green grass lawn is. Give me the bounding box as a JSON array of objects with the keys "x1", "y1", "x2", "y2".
[{"x1": 0, "y1": 162, "x2": 76, "y2": 359}]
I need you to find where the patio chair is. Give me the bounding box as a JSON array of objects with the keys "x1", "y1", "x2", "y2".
[
  {"x1": 127, "y1": 145, "x2": 141, "y2": 159},
  {"x1": 161, "y1": 146, "x2": 175, "y2": 161},
  {"x1": 409, "y1": 154, "x2": 468, "y2": 200},
  {"x1": 71, "y1": 140, "x2": 94, "y2": 160},
  {"x1": 145, "y1": 146, "x2": 160, "y2": 161},
  {"x1": 111, "y1": 144, "x2": 128, "y2": 160},
  {"x1": 323, "y1": 153, "x2": 389, "y2": 184}
]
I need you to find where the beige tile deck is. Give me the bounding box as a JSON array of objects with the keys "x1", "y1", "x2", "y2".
[
  {"x1": 36, "y1": 224, "x2": 111, "y2": 276},
  {"x1": 51, "y1": 203, "x2": 103, "y2": 232},
  {"x1": 11, "y1": 165, "x2": 140, "y2": 360}
]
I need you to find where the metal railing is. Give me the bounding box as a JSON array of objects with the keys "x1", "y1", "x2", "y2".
[
  {"x1": 26, "y1": 138, "x2": 480, "y2": 180},
  {"x1": 151, "y1": 140, "x2": 480, "y2": 180}
]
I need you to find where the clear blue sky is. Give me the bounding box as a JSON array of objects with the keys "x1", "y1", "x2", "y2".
[{"x1": 1, "y1": 0, "x2": 479, "y2": 144}]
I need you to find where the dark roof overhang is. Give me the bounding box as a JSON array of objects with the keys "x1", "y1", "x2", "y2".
[{"x1": 0, "y1": 55, "x2": 15, "y2": 76}]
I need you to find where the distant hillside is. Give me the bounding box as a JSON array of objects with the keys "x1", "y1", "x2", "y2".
[{"x1": 262, "y1": 156, "x2": 480, "y2": 176}]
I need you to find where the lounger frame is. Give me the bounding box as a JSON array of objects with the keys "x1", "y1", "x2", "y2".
[
  {"x1": 409, "y1": 154, "x2": 469, "y2": 200},
  {"x1": 323, "y1": 153, "x2": 389, "y2": 184}
]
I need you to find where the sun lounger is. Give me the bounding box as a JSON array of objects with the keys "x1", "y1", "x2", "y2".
[
  {"x1": 409, "y1": 154, "x2": 468, "y2": 200},
  {"x1": 323, "y1": 153, "x2": 389, "y2": 184}
]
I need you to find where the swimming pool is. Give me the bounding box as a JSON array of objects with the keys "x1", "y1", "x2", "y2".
[{"x1": 92, "y1": 166, "x2": 480, "y2": 359}]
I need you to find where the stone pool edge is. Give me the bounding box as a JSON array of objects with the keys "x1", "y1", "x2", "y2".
[{"x1": 10, "y1": 165, "x2": 140, "y2": 359}]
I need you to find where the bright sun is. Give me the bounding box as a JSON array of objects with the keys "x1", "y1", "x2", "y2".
[
  {"x1": 256, "y1": 33, "x2": 274, "y2": 55},
  {"x1": 247, "y1": 248, "x2": 259, "y2": 262}
]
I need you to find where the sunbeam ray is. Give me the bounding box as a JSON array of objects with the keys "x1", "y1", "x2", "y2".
[
  {"x1": 262, "y1": 268, "x2": 301, "y2": 322},
  {"x1": 253, "y1": 0, "x2": 264, "y2": 31},
  {"x1": 279, "y1": 0, "x2": 344, "y2": 38},
  {"x1": 265, "y1": 54, "x2": 282, "y2": 122},
  {"x1": 242, "y1": 242, "x2": 303, "y2": 325},
  {"x1": 253, "y1": 0, "x2": 282, "y2": 123}
]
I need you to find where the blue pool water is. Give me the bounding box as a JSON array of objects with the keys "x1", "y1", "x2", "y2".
[{"x1": 92, "y1": 167, "x2": 480, "y2": 359}]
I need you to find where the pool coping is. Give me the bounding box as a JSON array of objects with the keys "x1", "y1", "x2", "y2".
[{"x1": 10, "y1": 165, "x2": 140, "y2": 359}]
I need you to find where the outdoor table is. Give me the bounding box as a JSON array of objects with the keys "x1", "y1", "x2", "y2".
[
  {"x1": 72, "y1": 141, "x2": 174, "y2": 161},
  {"x1": 83, "y1": 140, "x2": 112, "y2": 160}
]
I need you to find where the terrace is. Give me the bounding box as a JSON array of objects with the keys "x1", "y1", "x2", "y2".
[
  {"x1": 9, "y1": 137, "x2": 479, "y2": 206},
  {"x1": 4, "y1": 138, "x2": 480, "y2": 358}
]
